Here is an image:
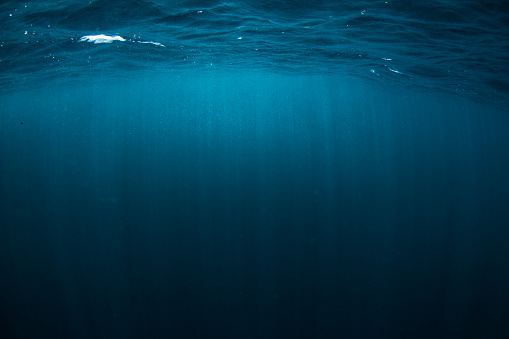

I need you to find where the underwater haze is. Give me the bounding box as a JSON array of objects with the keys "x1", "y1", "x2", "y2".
[{"x1": 1, "y1": 1, "x2": 509, "y2": 338}]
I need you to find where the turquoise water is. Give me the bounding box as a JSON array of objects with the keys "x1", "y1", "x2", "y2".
[
  {"x1": 1, "y1": 1, "x2": 509, "y2": 338},
  {"x1": 1, "y1": 0, "x2": 508, "y2": 102}
]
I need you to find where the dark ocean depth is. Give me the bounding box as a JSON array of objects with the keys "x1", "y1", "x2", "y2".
[{"x1": 1, "y1": 1, "x2": 509, "y2": 338}]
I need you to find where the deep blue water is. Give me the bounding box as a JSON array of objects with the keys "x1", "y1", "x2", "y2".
[{"x1": 1, "y1": 1, "x2": 509, "y2": 338}]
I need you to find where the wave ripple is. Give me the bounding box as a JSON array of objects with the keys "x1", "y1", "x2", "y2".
[{"x1": 0, "y1": 0, "x2": 508, "y2": 102}]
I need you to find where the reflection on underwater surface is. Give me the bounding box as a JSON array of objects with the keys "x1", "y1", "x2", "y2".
[{"x1": 0, "y1": 0, "x2": 508, "y2": 103}]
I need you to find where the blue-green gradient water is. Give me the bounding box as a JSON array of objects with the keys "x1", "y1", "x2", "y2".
[{"x1": 1, "y1": 1, "x2": 509, "y2": 338}]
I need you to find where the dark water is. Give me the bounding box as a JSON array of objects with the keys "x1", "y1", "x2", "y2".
[{"x1": 1, "y1": 1, "x2": 509, "y2": 339}]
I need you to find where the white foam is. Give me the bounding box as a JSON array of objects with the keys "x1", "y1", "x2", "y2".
[
  {"x1": 138, "y1": 41, "x2": 165, "y2": 47},
  {"x1": 79, "y1": 34, "x2": 126, "y2": 44}
]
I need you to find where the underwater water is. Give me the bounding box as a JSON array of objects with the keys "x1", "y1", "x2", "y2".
[{"x1": 1, "y1": 1, "x2": 509, "y2": 338}]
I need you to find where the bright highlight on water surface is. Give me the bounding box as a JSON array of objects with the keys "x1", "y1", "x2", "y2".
[
  {"x1": 79, "y1": 34, "x2": 165, "y2": 47},
  {"x1": 79, "y1": 34, "x2": 126, "y2": 44}
]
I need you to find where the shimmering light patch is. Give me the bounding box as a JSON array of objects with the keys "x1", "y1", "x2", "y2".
[
  {"x1": 388, "y1": 67, "x2": 404, "y2": 74},
  {"x1": 79, "y1": 34, "x2": 126, "y2": 44},
  {"x1": 79, "y1": 34, "x2": 164, "y2": 47},
  {"x1": 138, "y1": 41, "x2": 165, "y2": 47}
]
